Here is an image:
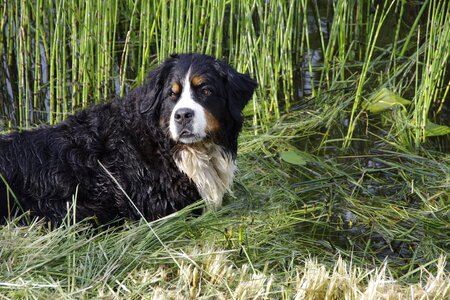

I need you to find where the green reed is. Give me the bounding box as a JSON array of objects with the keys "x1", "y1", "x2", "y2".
[
  {"x1": 412, "y1": 0, "x2": 450, "y2": 146},
  {"x1": 0, "y1": 0, "x2": 448, "y2": 144},
  {"x1": 1, "y1": 0, "x2": 298, "y2": 131}
]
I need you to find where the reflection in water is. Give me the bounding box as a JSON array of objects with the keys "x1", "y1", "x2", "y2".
[
  {"x1": 297, "y1": 16, "x2": 328, "y2": 99},
  {"x1": 299, "y1": 49, "x2": 322, "y2": 98}
]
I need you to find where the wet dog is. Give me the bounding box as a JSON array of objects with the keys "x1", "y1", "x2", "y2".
[{"x1": 0, "y1": 53, "x2": 257, "y2": 224}]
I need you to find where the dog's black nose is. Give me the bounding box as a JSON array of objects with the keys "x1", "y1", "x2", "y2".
[{"x1": 174, "y1": 108, "x2": 195, "y2": 124}]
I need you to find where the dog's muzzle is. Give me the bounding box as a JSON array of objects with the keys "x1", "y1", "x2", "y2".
[{"x1": 174, "y1": 108, "x2": 195, "y2": 138}]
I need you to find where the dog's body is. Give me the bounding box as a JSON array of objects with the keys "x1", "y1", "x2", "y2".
[{"x1": 0, "y1": 54, "x2": 257, "y2": 224}]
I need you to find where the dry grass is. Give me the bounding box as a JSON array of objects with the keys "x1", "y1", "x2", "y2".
[{"x1": 16, "y1": 245, "x2": 444, "y2": 299}]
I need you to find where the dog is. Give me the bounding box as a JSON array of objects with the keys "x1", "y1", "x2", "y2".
[{"x1": 0, "y1": 53, "x2": 257, "y2": 224}]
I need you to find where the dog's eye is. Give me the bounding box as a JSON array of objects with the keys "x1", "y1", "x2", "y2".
[
  {"x1": 169, "y1": 91, "x2": 178, "y2": 99},
  {"x1": 201, "y1": 88, "x2": 211, "y2": 96}
]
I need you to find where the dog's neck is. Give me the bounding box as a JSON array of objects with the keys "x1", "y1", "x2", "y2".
[{"x1": 172, "y1": 143, "x2": 235, "y2": 211}]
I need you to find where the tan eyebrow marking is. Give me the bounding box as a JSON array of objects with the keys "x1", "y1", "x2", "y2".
[
  {"x1": 171, "y1": 82, "x2": 181, "y2": 94},
  {"x1": 191, "y1": 75, "x2": 205, "y2": 87}
]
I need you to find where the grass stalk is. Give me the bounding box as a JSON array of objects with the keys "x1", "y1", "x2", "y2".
[
  {"x1": 413, "y1": 0, "x2": 450, "y2": 145},
  {"x1": 343, "y1": 1, "x2": 396, "y2": 148},
  {"x1": 70, "y1": 1, "x2": 79, "y2": 111}
]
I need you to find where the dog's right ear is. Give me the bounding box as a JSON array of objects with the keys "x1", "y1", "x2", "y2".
[{"x1": 137, "y1": 57, "x2": 177, "y2": 114}]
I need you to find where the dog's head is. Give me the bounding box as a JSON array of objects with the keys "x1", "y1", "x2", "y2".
[{"x1": 138, "y1": 54, "x2": 257, "y2": 151}]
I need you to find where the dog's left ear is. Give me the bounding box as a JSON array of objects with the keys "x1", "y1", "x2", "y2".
[
  {"x1": 216, "y1": 61, "x2": 258, "y2": 122},
  {"x1": 138, "y1": 57, "x2": 177, "y2": 114}
]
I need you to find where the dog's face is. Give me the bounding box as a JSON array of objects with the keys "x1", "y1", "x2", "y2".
[
  {"x1": 165, "y1": 63, "x2": 226, "y2": 144},
  {"x1": 140, "y1": 54, "x2": 257, "y2": 149}
]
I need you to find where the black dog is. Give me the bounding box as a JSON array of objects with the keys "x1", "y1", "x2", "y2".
[{"x1": 0, "y1": 53, "x2": 257, "y2": 224}]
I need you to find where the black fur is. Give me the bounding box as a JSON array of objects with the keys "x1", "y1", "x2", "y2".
[{"x1": 0, "y1": 54, "x2": 257, "y2": 224}]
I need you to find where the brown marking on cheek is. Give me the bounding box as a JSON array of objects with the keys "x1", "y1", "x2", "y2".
[
  {"x1": 191, "y1": 75, "x2": 205, "y2": 87},
  {"x1": 205, "y1": 110, "x2": 220, "y2": 133},
  {"x1": 171, "y1": 82, "x2": 181, "y2": 94}
]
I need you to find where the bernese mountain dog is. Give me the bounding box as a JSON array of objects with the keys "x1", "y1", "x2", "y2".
[{"x1": 0, "y1": 53, "x2": 257, "y2": 224}]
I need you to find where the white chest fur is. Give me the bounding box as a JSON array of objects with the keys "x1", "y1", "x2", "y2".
[{"x1": 173, "y1": 144, "x2": 235, "y2": 211}]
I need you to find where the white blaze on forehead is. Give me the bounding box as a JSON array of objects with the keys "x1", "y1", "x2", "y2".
[{"x1": 169, "y1": 70, "x2": 207, "y2": 143}]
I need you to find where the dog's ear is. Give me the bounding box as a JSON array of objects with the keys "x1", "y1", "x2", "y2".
[
  {"x1": 216, "y1": 61, "x2": 258, "y2": 122},
  {"x1": 138, "y1": 57, "x2": 177, "y2": 114}
]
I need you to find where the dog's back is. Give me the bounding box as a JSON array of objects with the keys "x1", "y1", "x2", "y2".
[{"x1": 0, "y1": 120, "x2": 96, "y2": 223}]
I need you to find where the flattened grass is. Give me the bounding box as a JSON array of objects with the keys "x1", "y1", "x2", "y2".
[{"x1": 1, "y1": 120, "x2": 449, "y2": 298}]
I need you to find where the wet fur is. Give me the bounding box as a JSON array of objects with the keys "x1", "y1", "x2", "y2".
[{"x1": 0, "y1": 53, "x2": 257, "y2": 224}]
